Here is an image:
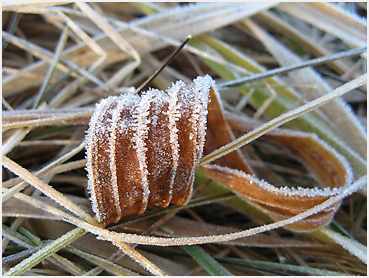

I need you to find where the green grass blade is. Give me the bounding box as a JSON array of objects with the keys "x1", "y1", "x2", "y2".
[
  {"x1": 65, "y1": 245, "x2": 139, "y2": 276},
  {"x1": 5, "y1": 227, "x2": 86, "y2": 276},
  {"x1": 3, "y1": 225, "x2": 85, "y2": 275},
  {"x1": 182, "y1": 245, "x2": 233, "y2": 276},
  {"x1": 217, "y1": 257, "x2": 348, "y2": 276}
]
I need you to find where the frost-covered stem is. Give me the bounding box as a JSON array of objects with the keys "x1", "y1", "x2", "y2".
[
  {"x1": 320, "y1": 227, "x2": 367, "y2": 264},
  {"x1": 218, "y1": 47, "x2": 366, "y2": 88},
  {"x1": 5, "y1": 228, "x2": 86, "y2": 276},
  {"x1": 113, "y1": 241, "x2": 167, "y2": 276},
  {"x1": 9, "y1": 192, "x2": 166, "y2": 275},
  {"x1": 2, "y1": 155, "x2": 95, "y2": 223},
  {"x1": 81, "y1": 175, "x2": 367, "y2": 246},
  {"x1": 2, "y1": 142, "x2": 86, "y2": 202},
  {"x1": 9, "y1": 173, "x2": 366, "y2": 247}
]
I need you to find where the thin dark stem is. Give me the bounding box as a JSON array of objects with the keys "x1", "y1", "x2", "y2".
[
  {"x1": 135, "y1": 35, "x2": 192, "y2": 94},
  {"x1": 218, "y1": 47, "x2": 367, "y2": 88}
]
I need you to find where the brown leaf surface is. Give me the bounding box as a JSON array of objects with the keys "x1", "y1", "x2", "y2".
[{"x1": 204, "y1": 87, "x2": 253, "y2": 174}]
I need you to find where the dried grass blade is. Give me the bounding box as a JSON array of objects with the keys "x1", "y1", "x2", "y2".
[
  {"x1": 2, "y1": 127, "x2": 31, "y2": 155},
  {"x1": 3, "y1": 3, "x2": 276, "y2": 97},
  {"x1": 3, "y1": 197, "x2": 63, "y2": 221},
  {"x1": 279, "y1": 3, "x2": 366, "y2": 48},
  {"x1": 112, "y1": 241, "x2": 167, "y2": 276},
  {"x1": 65, "y1": 245, "x2": 139, "y2": 276},
  {"x1": 77, "y1": 3, "x2": 139, "y2": 61},
  {"x1": 2, "y1": 196, "x2": 89, "y2": 221},
  {"x1": 2, "y1": 2, "x2": 71, "y2": 12},
  {"x1": 2, "y1": 31, "x2": 72, "y2": 75},
  {"x1": 320, "y1": 227, "x2": 367, "y2": 264},
  {"x1": 124, "y1": 216, "x2": 315, "y2": 248},
  {"x1": 33, "y1": 23, "x2": 70, "y2": 108},
  {"x1": 2, "y1": 108, "x2": 93, "y2": 130},
  {"x1": 243, "y1": 18, "x2": 366, "y2": 159},
  {"x1": 76, "y1": 2, "x2": 140, "y2": 87},
  {"x1": 255, "y1": 10, "x2": 354, "y2": 75},
  {"x1": 55, "y1": 10, "x2": 106, "y2": 57},
  {"x1": 2, "y1": 142, "x2": 85, "y2": 200},
  {"x1": 218, "y1": 47, "x2": 366, "y2": 88},
  {"x1": 2, "y1": 30, "x2": 106, "y2": 94},
  {"x1": 2, "y1": 155, "x2": 94, "y2": 223}
]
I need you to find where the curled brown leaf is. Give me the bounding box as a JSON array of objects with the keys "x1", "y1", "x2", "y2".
[{"x1": 200, "y1": 85, "x2": 353, "y2": 231}]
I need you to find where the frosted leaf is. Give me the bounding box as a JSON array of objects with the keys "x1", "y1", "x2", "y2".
[
  {"x1": 191, "y1": 74, "x2": 213, "y2": 154},
  {"x1": 199, "y1": 163, "x2": 346, "y2": 231},
  {"x1": 132, "y1": 91, "x2": 153, "y2": 213},
  {"x1": 107, "y1": 95, "x2": 143, "y2": 222},
  {"x1": 107, "y1": 97, "x2": 127, "y2": 222},
  {"x1": 168, "y1": 75, "x2": 212, "y2": 204},
  {"x1": 204, "y1": 164, "x2": 344, "y2": 197},
  {"x1": 86, "y1": 75, "x2": 214, "y2": 226},
  {"x1": 142, "y1": 89, "x2": 175, "y2": 207},
  {"x1": 86, "y1": 96, "x2": 122, "y2": 224}
]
